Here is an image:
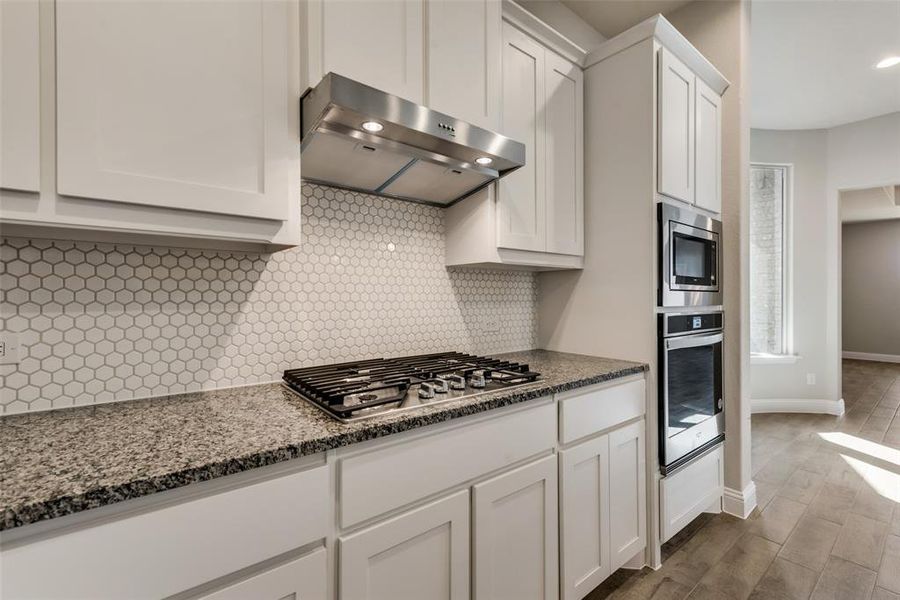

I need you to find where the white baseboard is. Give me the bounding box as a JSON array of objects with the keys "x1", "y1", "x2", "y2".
[
  {"x1": 723, "y1": 483, "x2": 757, "y2": 519},
  {"x1": 751, "y1": 398, "x2": 845, "y2": 416},
  {"x1": 843, "y1": 351, "x2": 900, "y2": 364}
]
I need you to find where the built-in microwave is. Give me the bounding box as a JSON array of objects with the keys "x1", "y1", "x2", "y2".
[{"x1": 658, "y1": 202, "x2": 723, "y2": 307}]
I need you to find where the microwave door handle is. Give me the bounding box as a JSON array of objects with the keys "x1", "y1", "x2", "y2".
[{"x1": 665, "y1": 332, "x2": 724, "y2": 350}]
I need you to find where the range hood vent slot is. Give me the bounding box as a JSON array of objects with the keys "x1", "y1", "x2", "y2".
[{"x1": 300, "y1": 73, "x2": 525, "y2": 206}]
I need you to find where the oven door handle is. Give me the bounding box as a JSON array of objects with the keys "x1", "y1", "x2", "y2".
[{"x1": 665, "y1": 332, "x2": 723, "y2": 350}]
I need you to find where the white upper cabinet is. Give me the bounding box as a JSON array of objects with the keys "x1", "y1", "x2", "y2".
[
  {"x1": 55, "y1": 0, "x2": 295, "y2": 221},
  {"x1": 1, "y1": 0, "x2": 41, "y2": 192},
  {"x1": 497, "y1": 21, "x2": 546, "y2": 252},
  {"x1": 304, "y1": 0, "x2": 424, "y2": 103},
  {"x1": 426, "y1": 0, "x2": 501, "y2": 129},
  {"x1": 472, "y1": 455, "x2": 559, "y2": 600},
  {"x1": 656, "y1": 43, "x2": 724, "y2": 214},
  {"x1": 658, "y1": 47, "x2": 695, "y2": 205},
  {"x1": 545, "y1": 52, "x2": 584, "y2": 256},
  {"x1": 445, "y1": 10, "x2": 585, "y2": 270},
  {"x1": 695, "y1": 78, "x2": 722, "y2": 214}
]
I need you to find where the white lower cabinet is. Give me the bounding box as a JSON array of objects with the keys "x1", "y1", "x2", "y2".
[
  {"x1": 339, "y1": 490, "x2": 470, "y2": 600},
  {"x1": 199, "y1": 548, "x2": 327, "y2": 600},
  {"x1": 559, "y1": 434, "x2": 610, "y2": 600},
  {"x1": 660, "y1": 444, "x2": 724, "y2": 543},
  {"x1": 608, "y1": 421, "x2": 647, "y2": 570},
  {"x1": 473, "y1": 455, "x2": 559, "y2": 600},
  {"x1": 560, "y1": 420, "x2": 646, "y2": 600}
]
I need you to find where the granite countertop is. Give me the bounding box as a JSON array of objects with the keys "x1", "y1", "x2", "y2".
[{"x1": 0, "y1": 350, "x2": 646, "y2": 531}]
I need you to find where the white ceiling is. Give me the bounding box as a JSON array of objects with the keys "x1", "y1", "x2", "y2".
[
  {"x1": 841, "y1": 185, "x2": 900, "y2": 222},
  {"x1": 559, "y1": 0, "x2": 692, "y2": 39},
  {"x1": 752, "y1": 1, "x2": 900, "y2": 130}
]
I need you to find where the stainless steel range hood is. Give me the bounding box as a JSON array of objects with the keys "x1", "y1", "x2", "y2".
[{"x1": 300, "y1": 73, "x2": 526, "y2": 206}]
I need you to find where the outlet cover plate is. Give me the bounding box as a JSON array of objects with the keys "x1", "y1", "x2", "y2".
[{"x1": 0, "y1": 333, "x2": 21, "y2": 365}]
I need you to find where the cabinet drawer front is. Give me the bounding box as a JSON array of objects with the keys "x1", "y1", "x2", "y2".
[
  {"x1": 199, "y1": 548, "x2": 327, "y2": 600},
  {"x1": 340, "y1": 401, "x2": 556, "y2": 528},
  {"x1": 660, "y1": 445, "x2": 723, "y2": 543},
  {"x1": 558, "y1": 378, "x2": 645, "y2": 444},
  {"x1": 2, "y1": 465, "x2": 329, "y2": 600}
]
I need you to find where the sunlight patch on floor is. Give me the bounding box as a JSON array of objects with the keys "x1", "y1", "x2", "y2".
[
  {"x1": 818, "y1": 431, "x2": 900, "y2": 466},
  {"x1": 841, "y1": 454, "x2": 900, "y2": 503}
]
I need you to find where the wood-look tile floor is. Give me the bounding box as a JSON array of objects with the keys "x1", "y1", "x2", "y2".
[{"x1": 588, "y1": 359, "x2": 900, "y2": 600}]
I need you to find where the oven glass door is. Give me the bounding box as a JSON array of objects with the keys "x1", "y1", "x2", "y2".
[
  {"x1": 670, "y1": 224, "x2": 718, "y2": 290},
  {"x1": 665, "y1": 333, "x2": 723, "y2": 440}
]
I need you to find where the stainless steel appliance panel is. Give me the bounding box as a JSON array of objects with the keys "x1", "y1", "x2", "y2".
[{"x1": 659, "y1": 202, "x2": 723, "y2": 307}]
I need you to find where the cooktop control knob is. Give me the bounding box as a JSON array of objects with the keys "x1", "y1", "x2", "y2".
[
  {"x1": 418, "y1": 383, "x2": 435, "y2": 399},
  {"x1": 432, "y1": 378, "x2": 449, "y2": 393},
  {"x1": 447, "y1": 375, "x2": 466, "y2": 390},
  {"x1": 469, "y1": 372, "x2": 486, "y2": 388}
]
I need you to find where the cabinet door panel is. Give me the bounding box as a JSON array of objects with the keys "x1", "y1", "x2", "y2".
[
  {"x1": 340, "y1": 491, "x2": 469, "y2": 600},
  {"x1": 473, "y1": 455, "x2": 558, "y2": 600},
  {"x1": 560, "y1": 435, "x2": 610, "y2": 600},
  {"x1": 308, "y1": 0, "x2": 423, "y2": 103},
  {"x1": 695, "y1": 79, "x2": 722, "y2": 214},
  {"x1": 608, "y1": 421, "x2": 646, "y2": 571},
  {"x1": 544, "y1": 51, "x2": 583, "y2": 256},
  {"x1": 199, "y1": 548, "x2": 326, "y2": 600},
  {"x1": 1, "y1": 0, "x2": 41, "y2": 192},
  {"x1": 55, "y1": 0, "x2": 295, "y2": 221},
  {"x1": 658, "y1": 47, "x2": 695, "y2": 204},
  {"x1": 426, "y1": 0, "x2": 500, "y2": 130},
  {"x1": 497, "y1": 22, "x2": 546, "y2": 252}
]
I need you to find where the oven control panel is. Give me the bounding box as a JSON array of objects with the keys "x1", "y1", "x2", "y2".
[{"x1": 661, "y1": 312, "x2": 723, "y2": 336}]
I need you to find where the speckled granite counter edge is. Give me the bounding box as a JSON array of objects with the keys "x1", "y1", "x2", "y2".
[{"x1": 1, "y1": 363, "x2": 646, "y2": 531}]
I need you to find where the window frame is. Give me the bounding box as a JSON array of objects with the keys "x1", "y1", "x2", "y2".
[{"x1": 749, "y1": 162, "x2": 795, "y2": 361}]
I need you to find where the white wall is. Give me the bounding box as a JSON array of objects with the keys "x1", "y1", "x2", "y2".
[
  {"x1": 750, "y1": 129, "x2": 830, "y2": 400},
  {"x1": 516, "y1": 0, "x2": 606, "y2": 51},
  {"x1": 842, "y1": 220, "x2": 900, "y2": 357},
  {"x1": 751, "y1": 111, "x2": 900, "y2": 407}
]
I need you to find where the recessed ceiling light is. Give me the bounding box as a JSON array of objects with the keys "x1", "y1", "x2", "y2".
[
  {"x1": 361, "y1": 121, "x2": 384, "y2": 133},
  {"x1": 475, "y1": 157, "x2": 493, "y2": 166},
  {"x1": 875, "y1": 56, "x2": 900, "y2": 69}
]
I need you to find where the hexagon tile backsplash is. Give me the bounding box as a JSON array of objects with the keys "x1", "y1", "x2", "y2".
[{"x1": 0, "y1": 184, "x2": 538, "y2": 414}]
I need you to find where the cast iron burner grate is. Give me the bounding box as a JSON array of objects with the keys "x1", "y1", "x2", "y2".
[{"x1": 283, "y1": 351, "x2": 540, "y2": 422}]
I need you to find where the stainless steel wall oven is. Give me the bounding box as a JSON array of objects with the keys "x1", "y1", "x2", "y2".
[
  {"x1": 658, "y1": 202, "x2": 723, "y2": 307},
  {"x1": 658, "y1": 311, "x2": 725, "y2": 474}
]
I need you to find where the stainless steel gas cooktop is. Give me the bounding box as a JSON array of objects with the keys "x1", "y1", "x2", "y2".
[{"x1": 282, "y1": 352, "x2": 541, "y2": 422}]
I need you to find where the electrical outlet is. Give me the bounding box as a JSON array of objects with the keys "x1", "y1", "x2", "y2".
[
  {"x1": 479, "y1": 315, "x2": 501, "y2": 335},
  {"x1": 806, "y1": 373, "x2": 816, "y2": 386},
  {"x1": 0, "y1": 333, "x2": 20, "y2": 365}
]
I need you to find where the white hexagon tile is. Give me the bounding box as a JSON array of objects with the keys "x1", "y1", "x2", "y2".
[{"x1": 0, "y1": 184, "x2": 538, "y2": 414}]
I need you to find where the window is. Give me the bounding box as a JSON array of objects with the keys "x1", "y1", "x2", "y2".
[{"x1": 750, "y1": 164, "x2": 791, "y2": 357}]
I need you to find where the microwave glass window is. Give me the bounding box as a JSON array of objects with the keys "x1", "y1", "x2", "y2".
[
  {"x1": 673, "y1": 234, "x2": 708, "y2": 278},
  {"x1": 666, "y1": 344, "x2": 721, "y2": 437}
]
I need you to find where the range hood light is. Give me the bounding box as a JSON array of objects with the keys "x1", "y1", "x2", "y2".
[
  {"x1": 361, "y1": 121, "x2": 384, "y2": 133},
  {"x1": 875, "y1": 56, "x2": 900, "y2": 69},
  {"x1": 475, "y1": 157, "x2": 493, "y2": 166}
]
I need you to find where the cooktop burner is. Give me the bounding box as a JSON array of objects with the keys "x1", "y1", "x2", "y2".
[{"x1": 282, "y1": 352, "x2": 541, "y2": 422}]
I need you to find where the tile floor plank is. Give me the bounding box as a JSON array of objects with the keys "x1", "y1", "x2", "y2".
[
  {"x1": 778, "y1": 515, "x2": 841, "y2": 570},
  {"x1": 831, "y1": 512, "x2": 889, "y2": 570},
  {"x1": 809, "y1": 556, "x2": 877, "y2": 600}
]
